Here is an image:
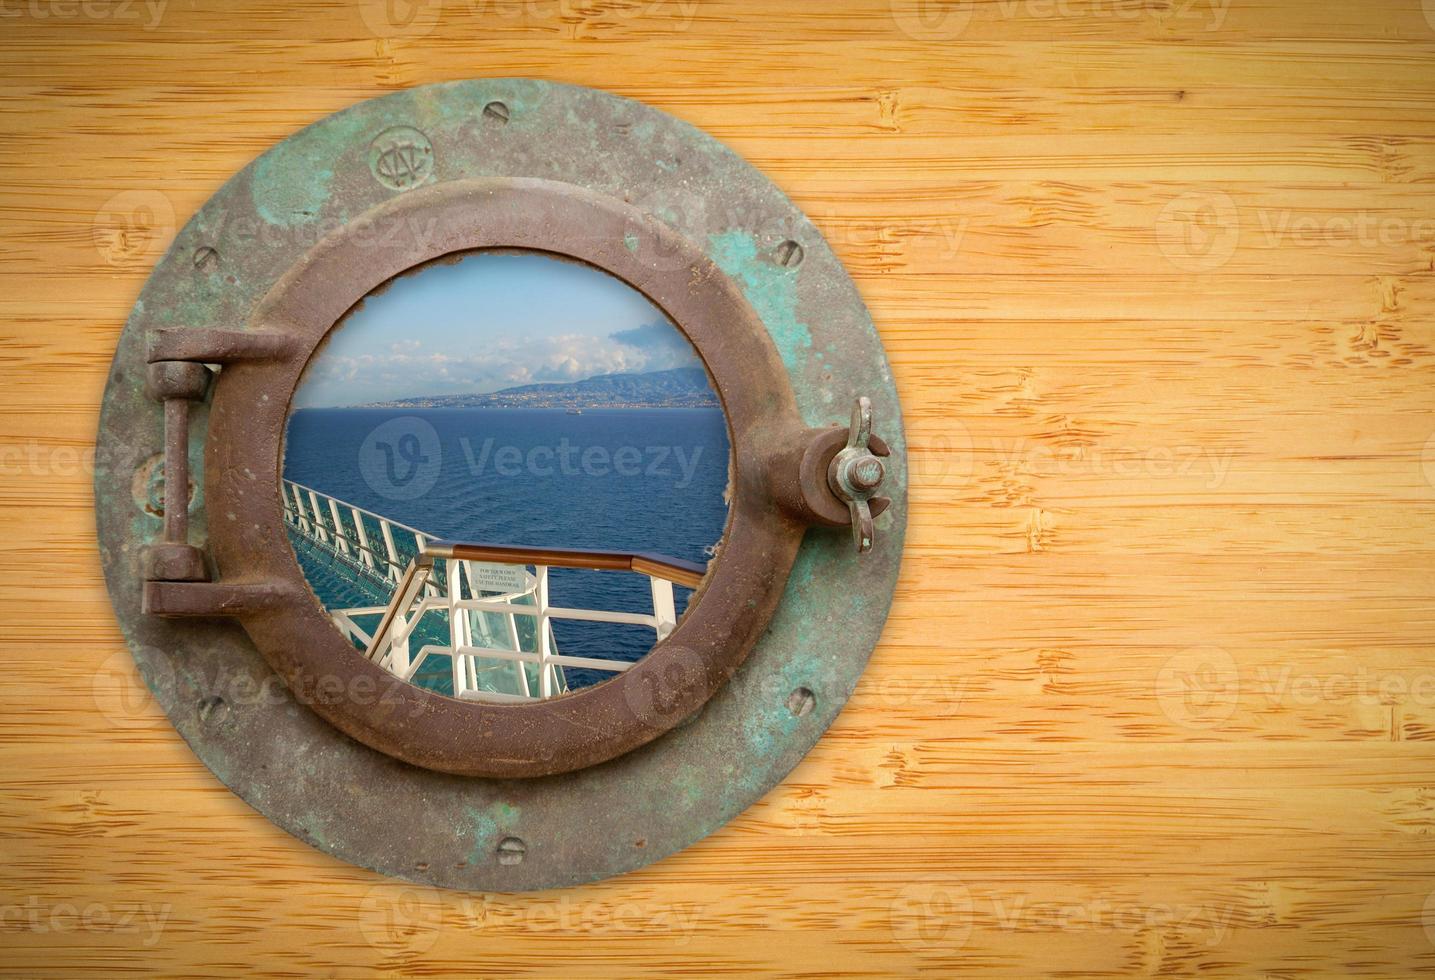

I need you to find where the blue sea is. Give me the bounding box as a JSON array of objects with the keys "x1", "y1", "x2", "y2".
[{"x1": 282, "y1": 407, "x2": 730, "y2": 689}]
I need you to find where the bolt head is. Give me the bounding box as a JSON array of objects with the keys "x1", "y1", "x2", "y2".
[{"x1": 846, "y1": 454, "x2": 885, "y2": 493}]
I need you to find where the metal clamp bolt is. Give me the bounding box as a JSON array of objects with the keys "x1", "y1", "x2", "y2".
[{"x1": 827, "y1": 397, "x2": 891, "y2": 553}]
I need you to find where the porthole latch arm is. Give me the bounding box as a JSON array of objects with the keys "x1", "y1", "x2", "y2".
[
  {"x1": 767, "y1": 396, "x2": 894, "y2": 553},
  {"x1": 827, "y1": 397, "x2": 891, "y2": 554}
]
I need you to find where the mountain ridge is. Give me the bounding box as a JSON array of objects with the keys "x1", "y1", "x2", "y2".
[{"x1": 351, "y1": 366, "x2": 719, "y2": 410}]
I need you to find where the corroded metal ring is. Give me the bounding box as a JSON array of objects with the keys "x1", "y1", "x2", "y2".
[
  {"x1": 212, "y1": 178, "x2": 806, "y2": 778},
  {"x1": 95, "y1": 79, "x2": 906, "y2": 890}
]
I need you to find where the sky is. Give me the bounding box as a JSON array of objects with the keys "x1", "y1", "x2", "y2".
[{"x1": 293, "y1": 252, "x2": 699, "y2": 408}]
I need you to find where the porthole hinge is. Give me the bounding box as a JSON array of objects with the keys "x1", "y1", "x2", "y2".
[{"x1": 141, "y1": 328, "x2": 301, "y2": 617}]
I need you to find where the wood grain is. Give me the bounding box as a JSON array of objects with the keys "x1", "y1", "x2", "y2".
[{"x1": 3, "y1": 0, "x2": 1435, "y2": 975}]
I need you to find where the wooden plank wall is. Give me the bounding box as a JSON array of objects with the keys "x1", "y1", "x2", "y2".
[{"x1": 3, "y1": 0, "x2": 1435, "y2": 975}]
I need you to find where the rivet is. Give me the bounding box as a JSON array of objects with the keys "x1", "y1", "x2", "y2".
[
  {"x1": 483, "y1": 101, "x2": 510, "y2": 124},
  {"x1": 786, "y1": 687, "x2": 816, "y2": 717},
  {"x1": 193, "y1": 246, "x2": 219, "y2": 270},
  {"x1": 197, "y1": 694, "x2": 231, "y2": 730},
  {"x1": 497, "y1": 836, "x2": 526, "y2": 865},
  {"x1": 776, "y1": 239, "x2": 804, "y2": 268}
]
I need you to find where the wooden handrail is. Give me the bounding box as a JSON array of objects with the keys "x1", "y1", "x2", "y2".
[{"x1": 425, "y1": 540, "x2": 707, "y2": 590}]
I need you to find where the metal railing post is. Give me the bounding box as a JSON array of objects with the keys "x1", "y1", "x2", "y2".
[
  {"x1": 535, "y1": 565, "x2": 553, "y2": 698},
  {"x1": 291, "y1": 483, "x2": 312, "y2": 535},
  {"x1": 379, "y1": 520, "x2": 401, "y2": 582},
  {"x1": 350, "y1": 506, "x2": 374, "y2": 569},
  {"x1": 649, "y1": 576, "x2": 677, "y2": 640},
  {"x1": 326, "y1": 498, "x2": 351, "y2": 557},
  {"x1": 306, "y1": 489, "x2": 329, "y2": 544}
]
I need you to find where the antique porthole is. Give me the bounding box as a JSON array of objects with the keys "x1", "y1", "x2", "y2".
[{"x1": 95, "y1": 80, "x2": 906, "y2": 890}]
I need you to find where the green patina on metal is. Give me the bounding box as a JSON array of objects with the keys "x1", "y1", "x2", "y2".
[
  {"x1": 708, "y1": 230, "x2": 815, "y2": 379},
  {"x1": 466, "y1": 801, "x2": 521, "y2": 864},
  {"x1": 94, "y1": 79, "x2": 905, "y2": 892}
]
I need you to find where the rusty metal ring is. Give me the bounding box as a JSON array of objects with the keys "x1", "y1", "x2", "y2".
[
  {"x1": 211, "y1": 177, "x2": 806, "y2": 778},
  {"x1": 95, "y1": 79, "x2": 906, "y2": 890}
]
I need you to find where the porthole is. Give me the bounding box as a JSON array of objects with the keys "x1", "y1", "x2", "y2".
[
  {"x1": 96, "y1": 79, "x2": 905, "y2": 890},
  {"x1": 281, "y1": 249, "x2": 732, "y2": 705}
]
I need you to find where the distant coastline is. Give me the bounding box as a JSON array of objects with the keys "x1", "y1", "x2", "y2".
[{"x1": 337, "y1": 366, "x2": 720, "y2": 411}]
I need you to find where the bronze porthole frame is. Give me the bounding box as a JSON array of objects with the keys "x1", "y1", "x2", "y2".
[{"x1": 96, "y1": 79, "x2": 906, "y2": 889}]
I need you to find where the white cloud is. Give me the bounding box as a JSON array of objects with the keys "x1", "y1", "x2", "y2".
[{"x1": 296, "y1": 321, "x2": 698, "y2": 407}]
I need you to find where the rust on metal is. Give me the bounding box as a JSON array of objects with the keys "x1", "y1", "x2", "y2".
[
  {"x1": 183, "y1": 178, "x2": 810, "y2": 779},
  {"x1": 148, "y1": 326, "x2": 300, "y2": 364},
  {"x1": 95, "y1": 79, "x2": 907, "y2": 892}
]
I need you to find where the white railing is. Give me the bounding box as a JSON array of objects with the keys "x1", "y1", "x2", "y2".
[
  {"x1": 282, "y1": 480, "x2": 704, "y2": 702},
  {"x1": 282, "y1": 478, "x2": 433, "y2": 592}
]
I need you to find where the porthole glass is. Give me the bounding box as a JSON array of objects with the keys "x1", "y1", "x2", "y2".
[{"x1": 281, "y1": 251, "x2": 731, "y2": 700}]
